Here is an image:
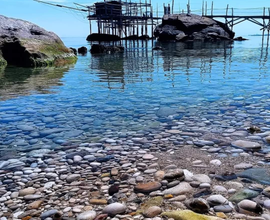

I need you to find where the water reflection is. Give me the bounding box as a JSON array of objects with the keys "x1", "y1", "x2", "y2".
[
  {"x1": 90, "y1": 41, "x2": 155, "y2": 89},
  {"x1": 0, "y1": 66, "x2": 71, "y2": 100},
  {"x1": 88, "y1": 40, "x2": 237, "y2": 90},
  {"x1": 259, "y1": 34, "x2": 270, "y2": 70},
  {"x1": 157, "y1": 41, "x2": 233, "y2": 77}
]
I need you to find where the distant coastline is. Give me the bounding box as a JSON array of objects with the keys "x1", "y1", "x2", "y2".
[{"x1": 249, "y1": 33, "x2": 270, "y2": 36}]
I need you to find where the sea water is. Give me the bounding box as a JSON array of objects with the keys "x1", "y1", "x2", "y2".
[{"x1": 0, "y1": 36, "x2": 270, "y2": 155}]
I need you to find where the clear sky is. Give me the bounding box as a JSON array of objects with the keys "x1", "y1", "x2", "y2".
[{"x1": 0, "y1": 0, "x2": 270, "y2": 37}]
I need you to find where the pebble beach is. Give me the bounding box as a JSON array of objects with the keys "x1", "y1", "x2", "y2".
[{"x1": 1, "y1": 121, "x2": 270, "y2": 220}]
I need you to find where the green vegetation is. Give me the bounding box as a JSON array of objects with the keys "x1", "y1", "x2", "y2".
[
  {"x1": 39, "y1": 42, "x2": 70, "y2": 55},
  {"x1": 0, "y1": 56, "x2": 7, "y2": 68},
  {"x1": 162, "y1": 210, "x2": 222, "y2": 220},
  {"x1": 135, "y1": 197, "x2": 163, "y2": 215},
  {"x1": 20, "y1": 39, "x2": 77, "y2": 67}
]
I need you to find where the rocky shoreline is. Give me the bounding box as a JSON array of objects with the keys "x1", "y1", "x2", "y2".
[{"x1": 0, "y1": 127, "x2": 270, "y2": 220}]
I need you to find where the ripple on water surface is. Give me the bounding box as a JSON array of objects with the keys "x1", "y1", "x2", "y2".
[{"x1": 0, "y1": 38, "x2": 270, "y2": 153}]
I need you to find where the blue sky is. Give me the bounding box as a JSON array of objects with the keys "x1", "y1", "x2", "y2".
[{"x1": 0, "y1": 0, "x2": 269, "y2": 37}]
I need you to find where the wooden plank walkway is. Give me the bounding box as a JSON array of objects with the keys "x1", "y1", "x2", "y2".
[
  {"x1": 205, "y1": 15, "x2": 270, "y2": 31},
  {"x1": 201, "y1": 4, "x2": 270, "y2": 31}
]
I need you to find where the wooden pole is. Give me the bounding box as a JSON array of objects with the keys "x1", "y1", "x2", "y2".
[
  {"x1": 145, "y1": 0, "x2": 148, "y2": 36},
  {"x1": 202, "y1": 0, "x2": 204, "y2": 16},
  {"x1": 231, "y1": 8, "x2": 234, "y2": 30},
  {"x1": 268, "y1": 8, "x2": 270, "y2": 32},
  {"x1": 140, "y1": 0, "x2": 143, "y2": 36},
  {"x1": 211, "y1": 1, "x2": 213, "y2": 16},
  {"x1": 263, "y1": 7, "x2": 266, "y2": 30},
  {"x1": 187, "y1": 0, "x2": 190, "y2": 14},
  {"x1": 267, "y1": 30, "x2": 269, "y2": 46},
  {"x1": 137, "y1": 18, "x2": 139, "y2": 36},
  {"x1": 225, "y1": 4, "x2": 229, "y2": 26},
  {"x1": 172, "y1": 0, "x2": 174, "y2": 14},
  {"x1": 89, "y1": 20, "x2": 92, "y2": 34},
  {"x1": 97, "y1": 19, "x2": 101, "y2": 34},
  {"x1": 151, "y1": 6, "x2": 154, "y2": 38},
  {"x1": 205, "y1": 1, "x2": 207, "y2": 16}
]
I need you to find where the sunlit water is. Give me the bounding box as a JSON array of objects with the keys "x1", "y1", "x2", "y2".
[{"x1": 1, "y1": 36, "x2": 270, "y2": 154}]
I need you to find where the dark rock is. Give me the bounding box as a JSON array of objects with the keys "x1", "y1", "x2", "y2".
[
  {"x1": 185, "y1": 198, "x2": 210, "y2": 213},
  {"x1": 109, "y1": 184, "x2": 120, "y2": 196},
  {"x1": 53, "y1": 212, "x2": 62, "y2": 220},
  {"x1": 90, "y1": 44, "x2": 124, "y2": 54},
  {"x1": 154, "y1": 13, "x2": 234, "y2": 42},
  {"x1": 215, "y1": 172, "x2": 237, "y2": 181},
  {"x1": 121, "y1": 34, "x2": 149, "y2": 40},
  {"x1": 96, "y1": 155, "x2": 114, "y2": 163},
  {"x1": 120, "y1": 173, "x2": 130, "y2": 181},
  {"x1": 78, "y1": 46, "x2": 87, "y2": 55},
  {"x1": 0, "y1": 15, "x2": 77, "y2": 67},
  {"x1": 91, "y1": 166, "x2": 98, "y2": 172},
  {"x1": 70, "y1": 47, "x2": 77, "y2": 55},
  {"x1": 241, "y1": 178, "x2": 253, "y2": 183},
  {"x1": 193, "y1": 189, "x2": 212, "y2": 198},
  {"x1": 86, "y1": 33, "x2": 120, "y2": 41},
  {"x1": 139, "y1": 35, "x2": 150, "y2": 40},
  {"x1": 234, "y1": 36, "x2": 248, "y2": 41},
  {"x1": 155, "y1": 25, "x2": 186, "y2": 41}
]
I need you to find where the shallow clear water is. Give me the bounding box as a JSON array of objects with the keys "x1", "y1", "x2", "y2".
[{"x1": 1, "y1": 36, "x2": 270, "y2": 154}]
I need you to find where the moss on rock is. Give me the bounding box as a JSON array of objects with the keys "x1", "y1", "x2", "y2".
[
  {"x1": 161, "y1": 210, "x2": 223, "y2": 220},
  {"x1": 0, "y1": 15, "x2": 77, "y2": 68},
  {"x1": 141, "y1": 196, "x2": 163, "y2": 211},
  {"x1": 0, "y1": 55, "x2": 7, "y2": 68}
]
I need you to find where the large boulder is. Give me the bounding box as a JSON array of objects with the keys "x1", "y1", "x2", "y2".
[
  {"x1": 0, "y1": 15, "x2": 77, "y2": 67},
  {"x1": 154, "y1": 13, "x2": 234, "y2": 42}
]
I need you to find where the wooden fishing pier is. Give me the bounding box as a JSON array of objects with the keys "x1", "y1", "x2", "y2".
[
  {"x1": 34, "y1": 0, "x2": 270, "y2": 39},
  {"x1": 35, "y1": 0, "x2": 161, "y2": 39},
  {"x1": 201, "y1": 2, "x2": 270, "y2": 33}
]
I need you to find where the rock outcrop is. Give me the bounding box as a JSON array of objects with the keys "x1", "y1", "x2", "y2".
[
  {"x1": 86, "y1": 33, "x2": 121, "y2": 41},
  {"x1": 154, "y1": 13, "x2": 235, "y2": 42},
  {"x1": 0, "y1": 15, "x2": 77, "y2": 67},
  {"x1": 90, "y1": 44, "x2": 124, "y2": 54}
]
